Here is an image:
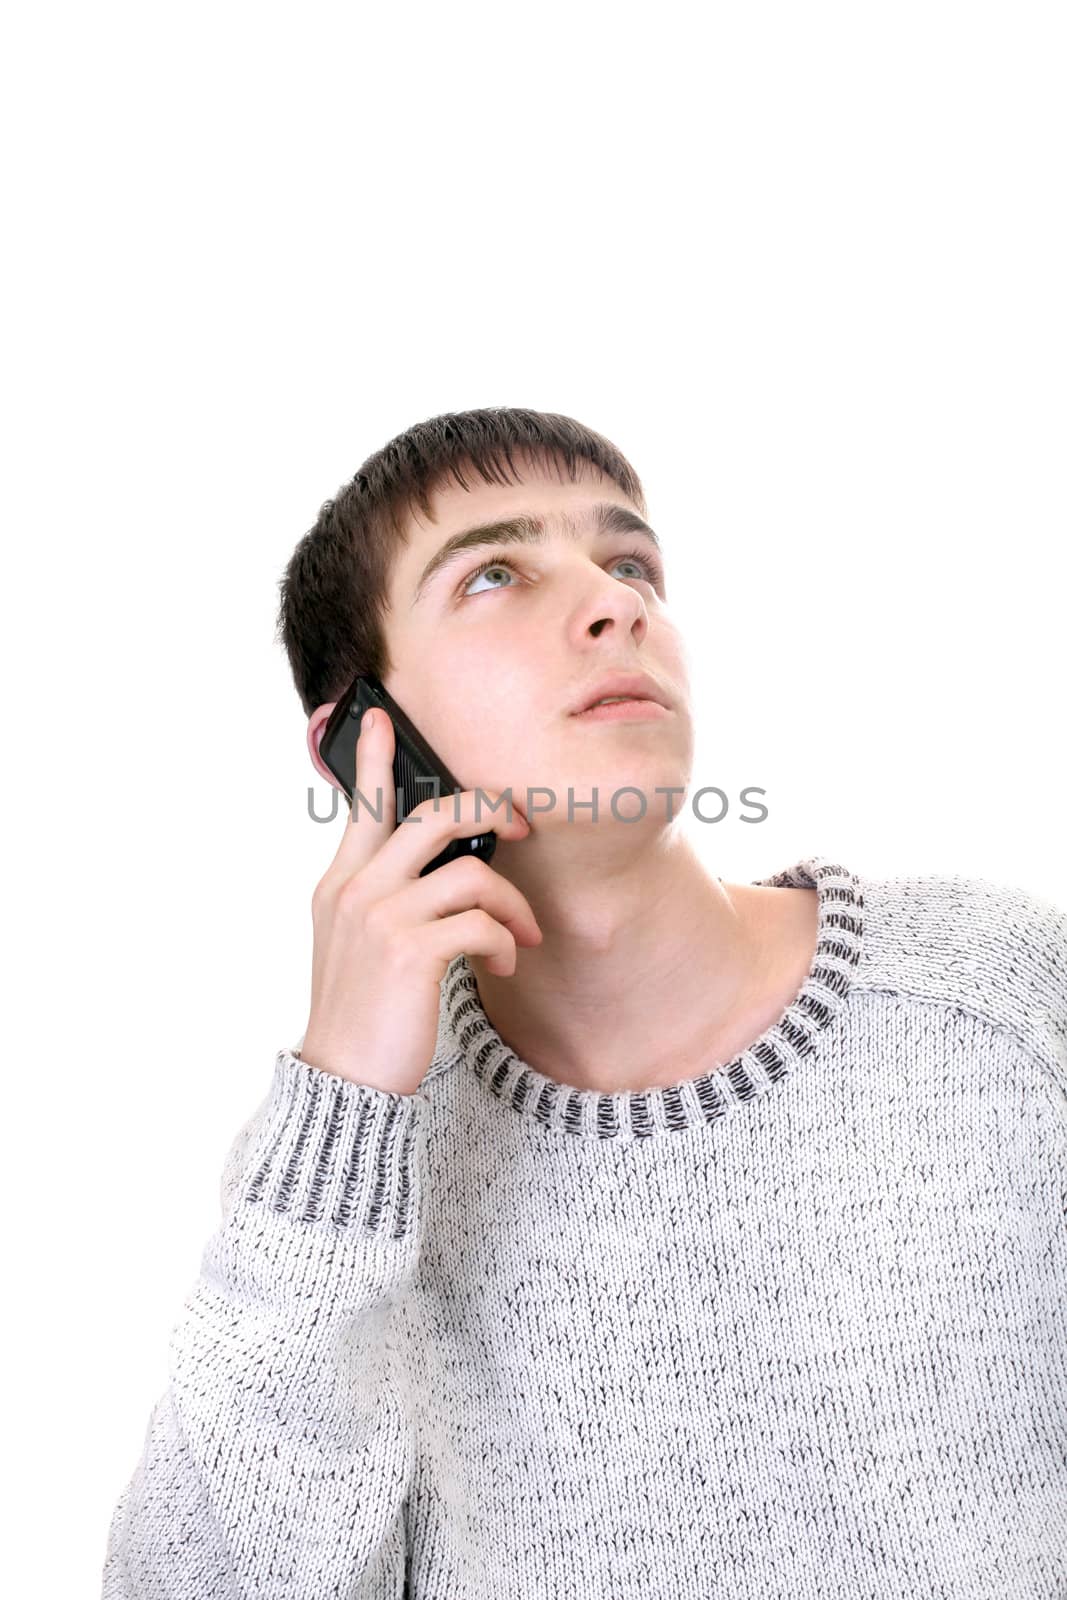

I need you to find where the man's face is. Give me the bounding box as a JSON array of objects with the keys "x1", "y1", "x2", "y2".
[{"x1": 318, "y1": 451, "x2": 695, "y2": 837}]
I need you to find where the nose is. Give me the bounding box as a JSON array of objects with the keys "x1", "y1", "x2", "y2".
[{"x1": 567, "y1": 566, "x2": 649, "y2": 648}]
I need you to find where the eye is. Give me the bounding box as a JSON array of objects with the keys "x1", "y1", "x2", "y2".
[
  {"x1": 462, "y1": 559, "x2": 519, "y2": 597},
  {"x1": 459, "y1": 548, "x2": 664, "y2": 600}
]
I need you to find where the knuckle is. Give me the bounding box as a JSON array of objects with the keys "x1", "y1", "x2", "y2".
[
  {"x1": 388, "y1": 925, "x2": 419, "y2": 970},
  {"x1": 411, "y1": 789, "x2": 451, "y2": 822},
  {"x1": 336, "y1": 872, "x2": 371, "y2": 919},
  {"x1": 311, "y1": 875, "x2": 335, "y2": 914},
  {"x1": 448, "y1": 853, "x2": 491, "y2": 896},
  {"x1": 361, "y1": 895, "x2": 394, "y2": 937},
  {"x1": 376, "y1": 917, "x2": 417, "y2": 974}
]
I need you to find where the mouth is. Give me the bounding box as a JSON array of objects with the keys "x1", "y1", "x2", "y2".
[
  {"x1": 569, "y1": 674, "x2": 670, "y2": 717},
  {"x1": 570, "y1": 696, "x2": 671, "y2": 722}
]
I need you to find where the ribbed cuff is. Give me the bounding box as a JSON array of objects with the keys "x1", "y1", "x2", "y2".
[{"x1": 236, "y1": 1049, "x2": 424, "y2": 1239}]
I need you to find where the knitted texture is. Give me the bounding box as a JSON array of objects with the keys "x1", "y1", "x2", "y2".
[{"x1": 101, "y1": 857, "x2": 1067, "y2": 1598}]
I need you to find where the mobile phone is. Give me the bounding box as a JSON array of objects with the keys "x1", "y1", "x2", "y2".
[{"x1": 318, "y1": 673, "x2": 498, "y2": 877}]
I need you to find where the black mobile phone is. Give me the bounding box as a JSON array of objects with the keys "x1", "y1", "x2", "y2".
[{"x1": 318, "y1": 673, "x2": 498, "y2": 877}]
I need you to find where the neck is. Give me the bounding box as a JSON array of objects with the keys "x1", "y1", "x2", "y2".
[{"x1": 468, "y1": 824, "x2": 803, "y2": 1094}]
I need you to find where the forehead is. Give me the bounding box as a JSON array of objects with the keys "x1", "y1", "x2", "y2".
[{"x1": 403, "y1": 449, "x2": 640, "y2": 541}]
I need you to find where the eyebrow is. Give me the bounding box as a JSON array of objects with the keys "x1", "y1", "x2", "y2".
[{"x1": 411, "y1": 502, "x2": 663, "y2": 606}]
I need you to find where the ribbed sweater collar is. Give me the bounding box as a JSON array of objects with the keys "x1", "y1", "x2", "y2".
[{"x1": 438, "y1": 856, "x2": 864, "y2": 1140}]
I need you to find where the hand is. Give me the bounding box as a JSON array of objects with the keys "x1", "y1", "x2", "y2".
[{"x1": 300, "y1": 708, "x2": 542, "y2": 1093}]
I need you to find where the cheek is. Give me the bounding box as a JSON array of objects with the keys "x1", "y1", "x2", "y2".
[
  {"x1": 656, "y1": 618, "x2": 691, "y2": 675},
  {"x1": 420, "y1": 667, "x2": 534, "y2": 786},
  {"x1": 442, "y1": 633, "x2": 531, "y2": 710}
]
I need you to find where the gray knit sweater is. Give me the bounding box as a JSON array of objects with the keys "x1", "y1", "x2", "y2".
[{"x1": 101, "y1": 857, "x2": 1067, "y2": 1598}]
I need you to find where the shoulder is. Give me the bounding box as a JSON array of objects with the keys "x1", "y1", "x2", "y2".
[{"x1": 853, "y1": 862, "x2": 1067, "y2": 1086}]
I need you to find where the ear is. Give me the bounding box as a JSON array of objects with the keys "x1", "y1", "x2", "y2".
[{"x1": 306, "y1": 703, "x2": 340, "y2": 787}]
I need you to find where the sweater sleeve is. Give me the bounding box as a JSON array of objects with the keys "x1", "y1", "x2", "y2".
[{"x1": 101, "y1": 1048, "x2": 428, "y2": 1599}]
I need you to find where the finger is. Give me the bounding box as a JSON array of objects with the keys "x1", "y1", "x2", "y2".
[
  {"x1": 413, "y1": 908, "x2": 521, "y2": 978},
  {"x1": 328, "y1": 706, "x2": 398, "y2": 877},
  {"x1": 365, "y1": 783, "x2": 531, "y2": 884},
  {"x1": 379, "y1": 853, "x2": 543, "y2": 946}
]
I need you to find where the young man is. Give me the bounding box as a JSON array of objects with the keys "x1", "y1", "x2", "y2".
[{"x1": 102, "y1": 408, "x2": 1067, "y2": 1598}]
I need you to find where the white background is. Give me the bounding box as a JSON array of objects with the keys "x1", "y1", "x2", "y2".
[{"x1": 3, "y1": 3, "x2": 1064, "y2": 1591}]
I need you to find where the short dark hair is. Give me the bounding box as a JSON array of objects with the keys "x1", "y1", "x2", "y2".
[{"x1": 275, "y1": 406, "x2": 647, "y2": 717}]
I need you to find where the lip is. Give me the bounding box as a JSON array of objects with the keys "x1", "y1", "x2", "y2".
[
  {"x1": 571, "y1": 699, "x2": 671, "y2": 722},
  {"x1": 569, "y1": 673, "x2": 669, "y2": 716}
]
